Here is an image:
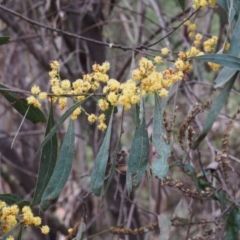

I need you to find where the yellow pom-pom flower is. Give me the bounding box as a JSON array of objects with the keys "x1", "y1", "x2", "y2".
[
  {"x1": 61, "y1": 80, "x2": 71, "y2": 90},
  {"x1": 161, "y1": 47, "x2": 170, "y2": 55},
  {"x1": 159, "y1": 88, "x2": 169, "y2": 98},
  {"x1": 31, "y1": 85, "x2": 41, "y2": 95},
  {"x1": 88, "y1": 114, "x2": 97, "y2": 123},
  {"x1": 38, "y1": 92, "x2": 47, "y2": 100},
  {"x1": 41, "y1": 225, "x2": 50, "y2": 234}
]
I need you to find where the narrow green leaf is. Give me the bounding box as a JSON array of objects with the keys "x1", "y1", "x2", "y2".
[
  {"x1": 131, "y1": 104, "x2": 140, "y2": 125},
  {"x1": 126, "y1": 114, "x2": 149, "y2": 193},
  {"x1": 193, "y1": 75, "x2": 237, "y2": 149},
  {"x1": 40, "y1": 119, "x2": 75, "y2": 211},
  {"x1": 228, "y1": 14, "x2": 240, "y2": 56},
  {"x1": 90, "y1": 111, "x2": 114, "y2": 196},
  {"x1": 223, "y1": 206, "x2": 240, "y2": 240},
  {"x1": 217, "y1": 0, "x2": 228, "y2": 13},
  {"x1": 0, "y1": 223, "x2": 20, "y2": 240},
  {"x1": 214, "y1": 68, "x2": 237, "y2": 88},
  {"x1": 0, "y1": 84, "x2": 46, "y2": 123},
  {"x1": 215, "y1": 14, "x2": 240, "y2": 88},
  {"x1": 193, "y1": 54, "x2": 240, "y2": 69},
  {"x1": 158, "y1": 214, "x2": 171, "y2": 240},
  {"x1": 152, "y1": 94, "x2": 169, "y2": 179},
  {"x1": 177, "y1": 0, "x2": 185, "y2": 11},
  {"x1": 104, "y1": 109, "x2": 124, "y2": 197},
  {"x1": 228, "y1": 0, "x2": 236, "y2": 23},
  {"x1": 0, "y1": 194, "x2": 21, "y2": 205},
  {"x1": 38, "y1": 97, "x2": 89, "y2": 152},
  {"x1": 32, "y1": 103, "x2": 58, "y2": 206},
  {"x1": 76, "y1": 222, "x2": 86, "y2": 240},
  {"x1": 16, "y1": 225, "x2": 23, "y2": 240},
  {"x1": 0, "y1": 36, "x2": 10, "y2": 46}
]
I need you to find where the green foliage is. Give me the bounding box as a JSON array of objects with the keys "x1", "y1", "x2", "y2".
[
  {"x1": 126, "y1": 105, "x2": 149, "y2": 193},
  {"x1": 223, "y1": 207, "x2": 240, "y2": 240},
  {"x1": 32, "y1": 103, "x2": 58, "y2": 206},
  {"x1": 152, "y1": 94, "x2": 170, "y2": 179},
  {"x1": 193, "y1": 75, "x2": 237, "y2": 149},
  {"x1": 194, "y1": 54, "x2": 240, "y2": 69},
  {"x1": 40, "y1": 119, "x2": 75, "y2": 211},
  {"x1": 177, "y1": 0, "x2": 185, "y2": 11},
  {"x1": 90, "y1": 111, "x2": 114, "y2": 196},
  {"x1": 215, "y1": 14, "x2": 240, "y2": 87},
  {"x1": 0, "y1": 84, "x2": 46, "y2": 124},
  {"x1": 0, "y1": 194, "x2": 21, "y2": 205}
]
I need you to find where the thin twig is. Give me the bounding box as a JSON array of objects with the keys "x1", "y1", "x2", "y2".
[{"x1": 0, "y1": 5, "x2": 199, "y2": 51}]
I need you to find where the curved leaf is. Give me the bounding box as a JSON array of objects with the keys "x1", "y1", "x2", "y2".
[
  {"x1": 215, "y1": 14, "x2": 240, "y2": 88},
  {"x1": 0, "y1": 194, "x2": 21, "y2": 205},
  {"x1": 32, "y1": 103, "x2": 58, "y2": 206},
  {"x1": 217, "y1": 0, "x2": 228, "y2": 13},
  {"x1": 214, "y1": 68, "x2": 237, "y2": 88},
  {"x1": 0, "y1": 84, "x2": 46, "y2": 124},
  {"x1": 193, "y1": 54, "x2": 240, "y2": 69},
  {"x1": 152, "y1": 94, "x2": 169, "y2": 179},
  {"x1": 90, "y1": 111, "x2": 113, "y2": 196},
  {"x1": 126, "y1": 110, "x2": 149, "y2": 193},
  {"x1": 40, "y1": 119, "x2": 75, "y2": 211},
  {"x1": 193, "y1": 74, "x2": 237, "y2": 149}
]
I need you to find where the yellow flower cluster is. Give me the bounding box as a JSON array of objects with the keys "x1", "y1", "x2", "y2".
[
  {"x1": 27, "y1": 54, "x2": 191, "y2": 129},
  {"x1": 27, "y1": 85, "x2": 47, "y2": 108},
  {"x1": 0, "y1": 202, "x2": 50, "y2": 239},
  {"x1": 186, "y1": 46, "x2": 204, "y2": 58},
  {"x1": 193, "y1": 33, "x2": 203, "y2": 47},
  {"x1": 203, "y1": 36, "x2": 218, "y2": 52},
  {"x1": 192, "y1": 0, "x2": 216, "y2": 9},
  {"x1": 87, "y1": 113, "x2": 106, "y2": 131},
  {"x1": 183, "y1": 20, "x2": 197, "y2": 38},
  {"x1": 186, "y1": 29, "x2": 223, "y2": 72}
]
